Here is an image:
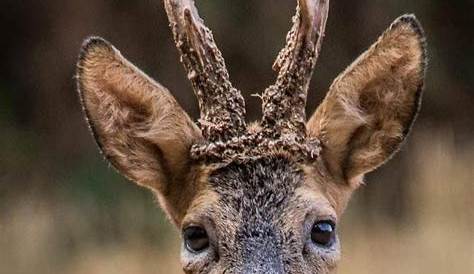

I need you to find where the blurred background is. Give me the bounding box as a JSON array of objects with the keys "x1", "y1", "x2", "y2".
[{"x1": 0, "y1": 0, "x2": 472, "y2": 273}]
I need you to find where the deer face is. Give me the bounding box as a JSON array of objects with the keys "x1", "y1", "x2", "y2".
[
  {"x1": 76, "y1": 0, "x2": 427, "y2": 273},
  {"x1": 179, "y1": 156, "x2": 350, "y2": 273}
]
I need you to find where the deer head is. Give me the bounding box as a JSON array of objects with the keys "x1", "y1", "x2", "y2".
[{"x1": 76, "y1": 0, "x2": 427, "y2": 273}]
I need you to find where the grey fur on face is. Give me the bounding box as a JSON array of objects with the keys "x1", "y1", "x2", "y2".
[{"x1": 197, "y1": 157, "x2": 337, "y2": 273}]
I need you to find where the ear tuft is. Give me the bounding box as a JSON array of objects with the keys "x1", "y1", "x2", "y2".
[
  {"x1": 77, "y1": 37, "x2": 118, "y2": 84},
  {"x1": 79, "y1": 36, "x2": 114, "y2": 60},
  {"x1": 393, "y1": 14, "x2": 425, "y2": 39}
]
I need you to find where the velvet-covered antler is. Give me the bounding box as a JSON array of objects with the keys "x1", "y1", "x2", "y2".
[
  {"x1": 164, "y1": 0, "x2": 246, "y2": 142},
  {"x1": 261, "y1": 0, "x2": 329, "y2": 138},
  {"x1": 164, "y1": 0, "x2": 328, "y2": 163}
]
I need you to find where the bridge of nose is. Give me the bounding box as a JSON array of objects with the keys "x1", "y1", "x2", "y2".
[
  {"x1": 240, "y1": 242, "x2": 285, "y2": 273},
  {"x1": 237, "y1": 222, "x2": 286, "y2": 274}
]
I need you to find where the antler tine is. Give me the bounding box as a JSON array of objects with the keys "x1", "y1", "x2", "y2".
[
  {"x1": 261, "y1": 0, "x2": 329, "y2": 138},
  {"x1": 163, "y1": 0, "x2": 246, "y2": 142}
]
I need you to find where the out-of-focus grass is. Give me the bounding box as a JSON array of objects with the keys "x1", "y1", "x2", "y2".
[
  {"x1": 0, "y1": 193, "x2": 181, "y2": 274},
  {"x1": 0, "y1": 130, "x2": 472, "y2": 274},
  {"x1": 340, "y1": 129, "x2": 474, "y2": 274}
]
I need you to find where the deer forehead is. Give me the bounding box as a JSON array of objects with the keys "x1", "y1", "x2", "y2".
[{"x1": 182, "y1": 156, "x2": 349, "y2": 233}]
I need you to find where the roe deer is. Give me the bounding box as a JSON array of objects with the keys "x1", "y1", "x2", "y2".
[{"x1": 76, "y1": 0, "x2": 427, "y2": 273}]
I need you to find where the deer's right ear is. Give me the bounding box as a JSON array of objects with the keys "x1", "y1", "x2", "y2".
[{"x1": 77, "y1": 37, "x2": 202, "y2": 192}]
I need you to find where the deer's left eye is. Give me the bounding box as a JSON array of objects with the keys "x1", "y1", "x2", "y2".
[
  {"x1": 311, "y1": 221, "x2": 336, "y2": 247},
  {"x1": 184, "y1": 226, "x2": 210, "y2": 253}
]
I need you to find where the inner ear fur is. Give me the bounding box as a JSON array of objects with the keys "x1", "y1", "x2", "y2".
[
  {"x1": 77, "y1": 37, "x2": 202, "y2": 193},
  {"x1": 307, "y1": 15, "x2": 427, "y2": 184}
]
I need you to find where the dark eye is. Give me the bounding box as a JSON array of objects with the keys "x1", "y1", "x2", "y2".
[
  {"x1": 311, "y1": 221, "x2": 336, "y2": 246},
  {"x1": 183, "y1": 226, "x2": 210, "y2": 253}
]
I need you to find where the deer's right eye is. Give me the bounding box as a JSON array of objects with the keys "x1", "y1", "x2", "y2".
[{"x1": 183, "y1": 226, "x2": 210, "y2": 253}]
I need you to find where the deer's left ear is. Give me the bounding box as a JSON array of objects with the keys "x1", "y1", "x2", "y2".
[{"x1": 307, "y1": 15, "x2": 427, "y2": 185}]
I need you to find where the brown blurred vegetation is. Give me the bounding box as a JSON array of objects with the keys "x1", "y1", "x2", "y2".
[{"x1": 0, "y1": 0, "x2": 473, "y2": 273}]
